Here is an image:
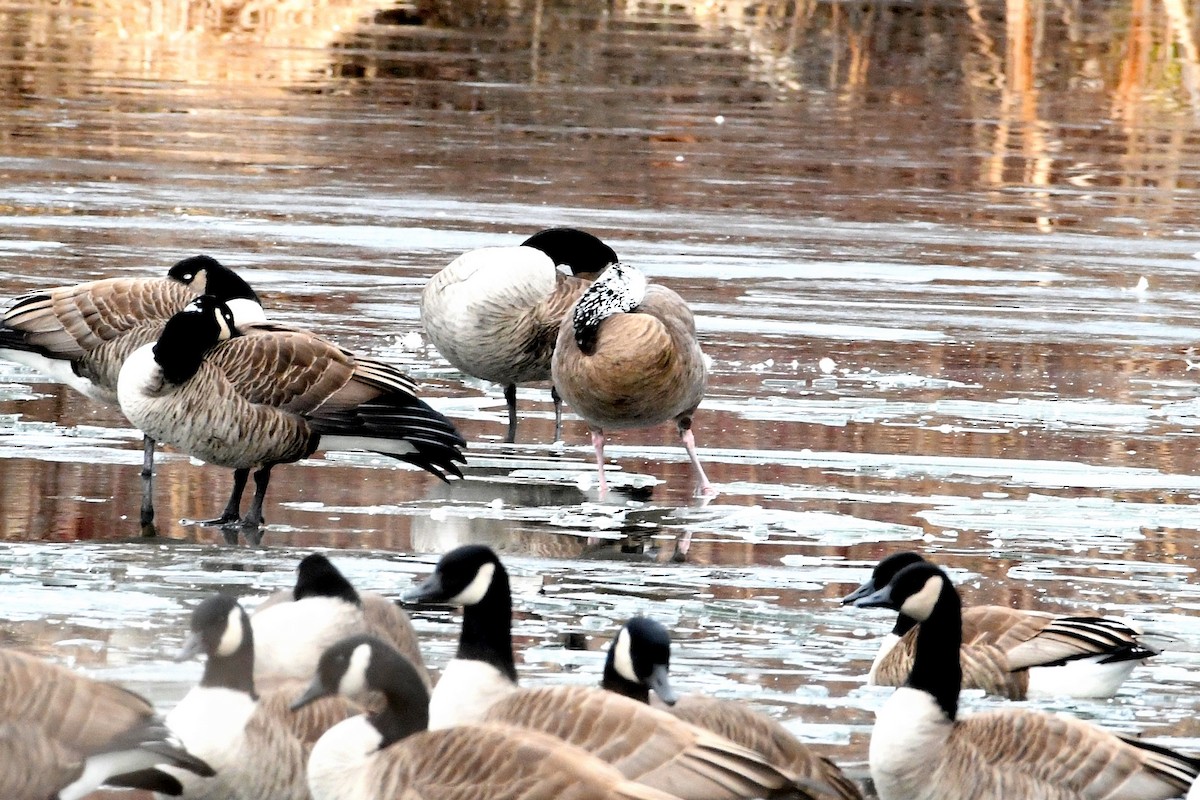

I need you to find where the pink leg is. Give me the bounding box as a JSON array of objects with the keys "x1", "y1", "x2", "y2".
[
  {"x1": 679, "y1": 426, "x2": 716, "y2": 497},
  {"x1": 590, "y1": 428, "x2": 609, "y2": 498}
]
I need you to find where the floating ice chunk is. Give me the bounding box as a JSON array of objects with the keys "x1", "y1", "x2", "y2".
[{"x1": 818, "y1": 357, "x2": 836, "y2": 375}]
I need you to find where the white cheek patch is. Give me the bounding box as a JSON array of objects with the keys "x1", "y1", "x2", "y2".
[
  {"x1": 189, "y1": 272, "x2": 205, "y2": 292},
  {"x1": 216, "y1": 607, "x2": 244, "y2": 657},
  {"x1": 612, "y1": 628, "x2": 639, "y2": 683},
  {"x1": 899, "y1": 576, "x2": 944, "y2": 622},
  {"x1": 447, "y1": 562, "x2": 495, "y2": 606},
  {"x1": 338, "y1": 642, "x2": 373, "y2": 697}
]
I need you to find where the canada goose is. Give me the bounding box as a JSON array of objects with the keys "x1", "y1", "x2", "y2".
[
  {"x1": 139, "y1": 593, "x2": 313, "y2": 799},
  {"x1": 0, "y1": 254, "x2": 264, "y2": 529},
  {"x1": 841, "y1": 551, "x2": 1155, "y2": 699},
  {"x1": 0, "y1": 648, "x2": 214, "y2": 800},
  {"x1": 850, "y1": 561, "x2": 1199, "y2": 800},
  {"x1": 602, "y1": 617, "x2": 864, "y2": 800},
  {"x1": 402, "y1": 544, "x2": 817, "y2": 800},
  {"x1": 117, "y1": 296, "x2": 467, "y2": 529},
  {"x1": 421, "y1": 227, "x2": 617, "y2": 442},
  {"x1": 291, "y1": 634, "x2": 684, "y2": 800},
  {"x1": 251, "y1": 553, "x2": 430, "y2": 689},
  {"x1": 551, "y1": 262, "x2": 713, "y2": 498}
]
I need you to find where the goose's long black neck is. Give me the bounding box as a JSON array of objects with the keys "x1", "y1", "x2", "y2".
[
  {"x1": 371, "y1": 663, "x2": 430, "y2": 748},
  {"x1": 600, "y1": 654, "x2": 650, "y2": 704},
  {"x1": 457, "y1": 571, "x2": 518, "y2": 683},
  {"x1": 893, "y1": 613, "x2": 918, "y2": 637},
  {"x1": 201, "y1": 630, "x2": 257, "y2": 699},
  {"x1": 906, "y1": 585, "x2": 962, "y2": 721}
]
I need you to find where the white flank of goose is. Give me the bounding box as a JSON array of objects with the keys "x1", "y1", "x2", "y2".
[
  {"x1": 850, "y1": 561, "x2": 1199, "y2": 800},
  {"x1": 841, "y1": 551, "x2": 1155, "y2": 699},
  {"x1": 251, "y1": 552, "x2": 430, "y2": 689},
  {"x1": 421, "y1": 227, "x2": 617, "y2": 442},
  {"x1": 116, "y1": 295, "x2": 466, "y2": 529},
  {"x1": 0, "y1": 254, "x2": 264, "y2": 530},
  {"x1": 551, "y1": 262, "x2": 714, "y2": 502}
]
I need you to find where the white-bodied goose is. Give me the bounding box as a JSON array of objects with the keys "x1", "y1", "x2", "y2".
[
  {"x1": 841, "y1": 552, "x2": 1155, "y2": 699},
  {"x1": 851, "y1": 560, "x2": 1199, "y2": 800},
  {"x1": 133, "y1": 593, "x2": 316, "y2": 799},
  {"x1": 402, "y1": 544, "x2": 817, "y2": 800},
  {"x1": 291, "y1": 634, "x2": 685, "y2": 800},
  {"x1": 421, "y1": 227, "x2": 617, "y2": 442},
  {"x1": 0, "y1": 648, "x2": 213, "y2": 800},
  {"x1": 551, "y1": 262, "x2": 713, "y2": 498},
  {"x1": 602, "y1": 617, "x2": 864, "y2": 800},
  {"x1": 251, "y1": 553, "x2": 430, "y2": 690},
  {"x1": 0, "y1": 255, "x2": 264, "y2": 530},
  {"x1": 117, "y1": 296, "x2": 466, "y2": 529}
]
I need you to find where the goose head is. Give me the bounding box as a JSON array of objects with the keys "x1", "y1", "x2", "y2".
[
  {"x1": 570, "y1": 262, "x2": 648, "y2": 354},
  {"x1": 603, "y1": 617, "x2": 678, "y2": 706},
  {"x1": 851, "y1": 561, "x2": 951, "y2": 624},
  {"x1": 291, "y1": 635, "x2": 429, "y2": 745},
  {"x1": 152, "y1": 295, "x2": 237, "y2": 385},
  {"x1": 294, "y1": 553, "x2": 361, "y2": 605},
  {"x1": 178, "y1": 593, "x2": 256, "y2": 695},
  {"x1": 167, "y1": 255, "x2": 265, "y2": 327},
  {"x1": 402, "y1": 544, "x2": 506, "y2": 608},
  {"x1": 520, "y1": 228, "x2": 619, "y2": 277},
  {"x1": 840, "y1": 551, "x2": 926, "y2": 606}
]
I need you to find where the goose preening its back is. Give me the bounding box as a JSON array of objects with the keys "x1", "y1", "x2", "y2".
[
  {"x1": 850, "y1": 561, "x2": 1198, "y2": 800},
  {"x1": 551, "y1": 262, "x2": 713, "y2": 499},
  {"x1": 116, "y1": 296, "x2": 466, "y2": 529},
  {"x1": 0, "y1": 648, "x2": 213, "y2": 800},
  {"x1": 421, "y1": 227, "x2": 617, "y2": 442},
  {"x1": 841, "y1": 552, "x2": 1155, "y2": 699},
  {"x1": 602, "y1": 617, "x2": 864, "y2": 800},
  {"x1": 0, "y1": 255, "x2": 265, "y2": 531},
  {"x1": 251, "y1": 553, "x2": 430, "y2": 690},
  {"x1": 291, "y1": 635, "x2": 684, "y2": 800},
  {"x1": 402, "y1": 544, "x2": 818, "y2": 800}
]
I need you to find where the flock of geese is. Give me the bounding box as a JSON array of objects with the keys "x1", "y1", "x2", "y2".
[
  {"x1": 0, "y1": 232, "x2": 1198, "y2": 798},
  {"x1": 1, "y1": 546, "x2": 1198, "y2": 800},
  {"x1": 0, "y1": 228, "x2": 713, "y2": 533}
]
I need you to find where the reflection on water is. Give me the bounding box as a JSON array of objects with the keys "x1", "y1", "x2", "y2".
[{"x1": 3, "y1": 0, "x2": 1200, "y2": 794}]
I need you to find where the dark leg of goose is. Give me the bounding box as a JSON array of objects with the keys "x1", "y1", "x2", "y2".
[
  {"x1": 551, "y1": 385, "x2": 563, "y2": 442},
  {"x1": 202, "y1": 468, "x2": 248, "y2": 526},
  {"x1": 139, "y1": 435, "x2": 157, "y2": 535},
  {"x1": 240, "y1": 465, "x2": 273, "y2": 530},
  {"x1": 503, "y1": 383, "x2": 518, "y2": 443}
]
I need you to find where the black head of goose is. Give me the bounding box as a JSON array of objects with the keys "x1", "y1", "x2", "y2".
[
  {"x1": 251, "y1": 553, "x2": 430, "y2": 689},
  {"x1": 0, "y1": 254, "x2": 264, "y2": 532},
  {"x1": 420, "y1": 227, "x2": 618, "y2": 443},
  {"x1": 403, "y1": 546, "x2": 808, "y2": 800},
  {"x1": 852, "y1": 562, "x2": 1199, "y2": 800},
  {"x1": 118, "y1": 295, "x2": 467, "y2": 530},
  {"x1": 842, "y1": 551, "x2": 1155, "y2": 699},
  {"x1": 291, "y1": 634, "x2": 684, "y2": 800},
  {"x1": 601, "y1": 618, "x2": 866, "y2": 800},
  {"x1": 550, "y1": 262, "x2": 713, "y2": 501},
  {"x1": 0, "y1": 648, "x2": 213, "y2": 800}
]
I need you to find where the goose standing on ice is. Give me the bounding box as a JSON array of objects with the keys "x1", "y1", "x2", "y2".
[
  {"x1": 551, "y1": 262, "x2": 713, "y2": 498},
  {"x1": 117, "y1": 296, "x2": 466, "y2": 530},
  {"x1": 0, "y1": 255, "x2": 264, "y2": 530},
  {"x1": 421, "y1": 227, "x2": 618, "y2": 442},
  {"x1": 841, "y1": 551, "x2": 1155, "y2": 699}
]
